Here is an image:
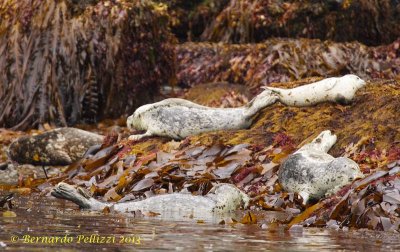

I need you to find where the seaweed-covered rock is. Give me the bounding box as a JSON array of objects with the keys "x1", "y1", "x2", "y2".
[
  {"x1": 200, "y1": 0, "x2": 400, "y2": 46},
  {"x1": 183, "y1": 82, "x2": 251, "y2": 107},
  {"x1": 0, "y1": 0, "x2": 175, "y2": 130},
  {"x1": 177, "y1": 39, "x2": 400, "y2": 90},
  {"x1": 156, "y1": 0, "x2": 229, "y2": 41},
  {"x1": 252, "y1": 79, "x2": 400, "y2": 155}
]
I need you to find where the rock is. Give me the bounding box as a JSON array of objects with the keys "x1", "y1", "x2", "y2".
[{"x1": 8, "y1": 128, "x2": 104, "y2": 166}]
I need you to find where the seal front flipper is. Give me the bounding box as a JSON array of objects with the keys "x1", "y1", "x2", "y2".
[
  {"x1": 298, "y1": 191, "x2": 310, "y2": 205},
  {"x1": 323, "y1": 79, "x2": 338, "y2": 92},
  {"x1": 128, "y1": 131, "x2": 152, "y2": 141}
]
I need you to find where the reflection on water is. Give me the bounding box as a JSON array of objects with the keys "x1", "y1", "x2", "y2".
[{"x1": 0, "y1": 194, "x2": 399, "y2": 251}]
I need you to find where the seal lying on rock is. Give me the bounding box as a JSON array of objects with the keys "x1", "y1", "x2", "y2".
[
  {"x1": 127, "y1": 89, "x2": 279, "y2": 140},
  {"x1": 52, "y1": 182, "x2": 249, "y2": 218},
  {"x1": 8, "y1": 127, "x2": 104, "y2": 166},
  {"x1": 278, "y1": 130, "x2": 363, "y2": 204},
  {"x1": 266, "y1": 74, "x2": 366, "y2": 106}
]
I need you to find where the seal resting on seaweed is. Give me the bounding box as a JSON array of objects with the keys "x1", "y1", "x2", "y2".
[
  {"x1": 278, "y1": 130, "x2": 363, "y2": 204},
  {"x1": 266, "y1": 74, "x2": 366, "y2": 106},
  {"x1": 8, "y1": 127, "x2": 104, "y2": 166},
  {"x1": 127, "y1": 89, "x2": 279, "y2": 140},
  {"x1": 52, "y1": 182, "x2": 249, "y2": 218}
]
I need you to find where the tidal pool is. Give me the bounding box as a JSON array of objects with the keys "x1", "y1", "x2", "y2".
[{"x1": 0, "y1": 194, "x2": 399, "y2": 251}]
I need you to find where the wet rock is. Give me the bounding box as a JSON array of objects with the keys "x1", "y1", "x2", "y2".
[
  {"x1": 8, "y1": 128, "x2": 104, "y2": 166},
  {"x1": 0, "y1": 165, "x2": 18, "y2": 185},
  {"x1": 0, "y1": 163, "x2": 62, "y2": 185}
]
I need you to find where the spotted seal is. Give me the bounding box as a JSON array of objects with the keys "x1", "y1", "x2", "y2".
[
  {"x1": 278, "y1": 130, "x2": 364, "y2": 204},
  {"x1": 51, "y1": 182, "x2": 249, "y2": 219},
  {"x1": 266, "y1": 74, "x2": 366, "y2": 106},
  {"x1": 127, "y1": 89, "x2": 278, "y2": 140}
]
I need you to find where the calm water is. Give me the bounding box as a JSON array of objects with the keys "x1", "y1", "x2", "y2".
[{"x1": 0, "y1": 194, "x2": 399, "y2": 251}]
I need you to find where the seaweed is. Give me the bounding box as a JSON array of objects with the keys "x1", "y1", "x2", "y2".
[
  {"x1": 199, "y1": 0, "x2": 400, "y2": 46},
  {"x1": 0, "y1": 0, "x2": 175, "y2": 130},
  {"x1": 176, "y1": 38, "x2": 400, "y2": 91}
]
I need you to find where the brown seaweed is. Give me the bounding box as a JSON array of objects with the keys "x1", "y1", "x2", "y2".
[
  {"x1": 199, "y1": 0, "x2": 400, "y2": 46},
  {"x1": 176, "y1": 39, "x2": 400, "y2": 91},
  {"x1": 0, "y1": 0, "x2": 175, "y2": 130}
]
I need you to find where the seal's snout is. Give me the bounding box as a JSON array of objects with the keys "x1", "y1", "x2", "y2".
[
  {"x1": 126, "y1": 115, "x2": 134, "y2": 130},
  {"x1": 316, "y1": 130, "x2": 336, "y2": 143},
  {"x1": 320, "y1": 130, "x2": 333, "y2": 137},
  {"x1": 344, "y1": 74, "x2": 366, "y2": 88},
  {"x1": 357, "y1": 76, "x2": 366, "y2": 87}
]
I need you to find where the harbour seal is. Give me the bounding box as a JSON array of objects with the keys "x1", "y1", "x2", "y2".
[
  {"x1": 127, "y1": 89, "x2": 278, "y2": 140},
  {"x1": 51, "y1": 182, "x2": 249, "y2": 218},
  {"x1": 8, "y1": 127, "x2": 104, "y2": 166},
  {"x1": 278, "y1": 130, "x2": 364, "y2": 204},
  {"x1": 266, "y1": 74, "x2": 366, "y2": 106}
]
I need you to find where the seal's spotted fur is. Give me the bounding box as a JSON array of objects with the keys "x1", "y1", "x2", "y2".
[
  {"x1": 266, "y1": 74, "x2": 366, "y2": 106},
  {"x1": 52, "y1": 182, "x2": 249, "y2": 217},
  {"x1": 127, "y1": 89, "x2": 278, "y2": 140},
  {"x1": 278, "y1": 130, "x2": 363, "y2": 204}
]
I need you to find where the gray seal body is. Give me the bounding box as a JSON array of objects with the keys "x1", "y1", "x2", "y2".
[
  {"x1": 266, "y1": 74, "x2": 366, "y2": 106},
  {"x1": 278, "y1": 130, "x2": 363, "y2": 203},
  {"x1": 52, "y1": 182, "x2": 249, "y2": 220},
  {"x1": 127, "y1": 90, "x2": 278, "y2": 140}
]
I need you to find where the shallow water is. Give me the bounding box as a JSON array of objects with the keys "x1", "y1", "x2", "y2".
[{"x1": 0, "y1": 194, "x2": 399, "y2": 251}]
